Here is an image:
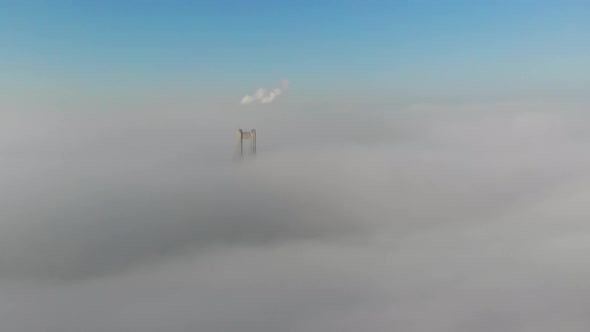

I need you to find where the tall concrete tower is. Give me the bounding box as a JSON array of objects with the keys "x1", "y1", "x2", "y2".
[{"x1": 236, "y1": 129, "x2": 256, "y2": 159}]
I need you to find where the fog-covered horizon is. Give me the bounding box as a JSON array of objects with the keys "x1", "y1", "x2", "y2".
[
  {"x1": 3, "y1": 0, "x2": 589, "y2": 329},
  {"x1": 1, "y1": 100, "x2": 590, "y2": 331}
]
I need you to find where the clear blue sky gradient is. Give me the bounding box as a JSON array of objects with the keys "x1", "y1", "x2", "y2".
[{"x1": 1, "y1": 1, "x2": 589, "y2": 108}]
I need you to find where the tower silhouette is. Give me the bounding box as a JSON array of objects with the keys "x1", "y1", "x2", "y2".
[{"x1": 236, "y1": 129, "x2": 256, "y2": 159}]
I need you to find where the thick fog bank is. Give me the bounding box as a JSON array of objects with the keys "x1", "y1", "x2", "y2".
[{"x1": 1, "y1": 101, "x2": 589, "y2": 331}]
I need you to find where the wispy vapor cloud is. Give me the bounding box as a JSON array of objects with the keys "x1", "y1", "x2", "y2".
[{"x1": 241, "y1": 80, "x2": 289, "y2": 105}]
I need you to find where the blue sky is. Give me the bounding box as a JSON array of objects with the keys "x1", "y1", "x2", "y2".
[{"x1": 1, "y1": 0, "x2": 589, "y2": 109}]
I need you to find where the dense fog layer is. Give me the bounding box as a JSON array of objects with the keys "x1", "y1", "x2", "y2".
[{"x1": 1, "y1": 101, "x2": 589, "y2": 331}]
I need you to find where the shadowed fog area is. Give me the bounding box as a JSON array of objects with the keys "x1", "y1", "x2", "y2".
[{"x1": 1, "y1": 101, "x2": 590, "y2": 331}]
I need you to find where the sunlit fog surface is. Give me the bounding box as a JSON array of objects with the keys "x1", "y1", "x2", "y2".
[{"x1": 1, "y1": 101, "x2": 590, "y2": 331}]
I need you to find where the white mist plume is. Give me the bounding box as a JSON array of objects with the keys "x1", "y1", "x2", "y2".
[{"x1": 241, "y1": 80, "x2": 289, "y2": 105}]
